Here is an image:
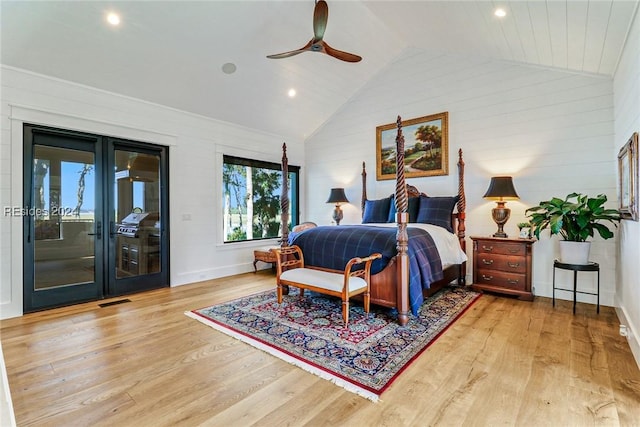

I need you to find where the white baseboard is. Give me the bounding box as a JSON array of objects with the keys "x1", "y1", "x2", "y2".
[{"x1": 615, "y1": 306, "x2": 640, "y2": 371}]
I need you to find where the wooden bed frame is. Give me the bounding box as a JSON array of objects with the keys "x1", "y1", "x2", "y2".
[{"x1": 280, "y1": 116, "x2": 466, "y2": 326}]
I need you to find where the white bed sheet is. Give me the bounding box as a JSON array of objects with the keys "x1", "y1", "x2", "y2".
[{"x1": 365, "y1": 223, "x2": 468, "y2": 267}]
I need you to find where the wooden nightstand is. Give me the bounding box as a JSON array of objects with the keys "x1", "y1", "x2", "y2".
[{"x1": 470, "y1": 236, "x2": 535, "y2": 301}]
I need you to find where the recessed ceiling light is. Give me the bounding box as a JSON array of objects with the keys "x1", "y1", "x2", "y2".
[
  {"x1": 288, "y1": 88, "x2": 297, "y2": 98},
  {"x1": 494, "y1": 8, "x2": 506, "y2": 18},
  {"x1": 221, "y1": 63, "x2": 237, "y2": 74},
  {"x1": 106, "y1": 12, "x2": 121, "y2": 26}
]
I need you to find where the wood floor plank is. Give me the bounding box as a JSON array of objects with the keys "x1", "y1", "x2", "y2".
[{"x1": 2, "y1": 272, "x2": 639, "y2": 426}]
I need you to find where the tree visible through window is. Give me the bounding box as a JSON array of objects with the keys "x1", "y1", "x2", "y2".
[{"x1": 222, "y1": 155, "x2": 299, "y2": 243}]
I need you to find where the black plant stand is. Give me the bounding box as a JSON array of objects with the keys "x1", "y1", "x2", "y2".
[{"x1": 552, "y1": 260, "x2": 600, "y2": 314}]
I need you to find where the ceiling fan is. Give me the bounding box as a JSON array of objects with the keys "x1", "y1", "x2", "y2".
[{"x1": 267, "y1": 0, "x2": 362, "y2": 63}]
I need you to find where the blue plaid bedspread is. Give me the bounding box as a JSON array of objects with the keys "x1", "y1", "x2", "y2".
[{"x1": 289, "y1": 225, "x2": 443, "y2": 315}]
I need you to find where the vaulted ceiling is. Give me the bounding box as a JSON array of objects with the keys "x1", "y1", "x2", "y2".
[{"x1": 2, "y1": 1, "x2": 638, "y2": 140}]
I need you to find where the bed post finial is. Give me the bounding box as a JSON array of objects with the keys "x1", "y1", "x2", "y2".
[
  {"x1": 280, "y1": 142, "x2": 289, "y2": 247},
  {"x1": 395, "y1": 115, "x2": 409, "y2": 326},
  {"x1": 361, "y1": 161, "x2": 367, "y2": 217}
]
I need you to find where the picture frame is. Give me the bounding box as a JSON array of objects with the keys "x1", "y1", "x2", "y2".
[
  {"x1": 618, "y1": 132, "x2": 639, "y2": 221},
  {"x1": 376, "y1": 112, "x2": 449, "y2": 181}
]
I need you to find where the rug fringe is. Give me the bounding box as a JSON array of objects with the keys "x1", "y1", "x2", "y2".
[{"x1": 184, "y1": 311, "x2": 379, "y2": 402}]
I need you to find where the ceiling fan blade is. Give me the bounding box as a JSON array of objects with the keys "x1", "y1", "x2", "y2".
[
  {"x1": 323, "y1": 41, "x2": 362, "y2": 63},
  {"x1": 313, "y1": 0, "x2": 329, "y2": 41},
  {"x1": 267, "y1": 40, "x2": 313, "y2": 59},
  {"x1": 266, "y1": 49, "x2": 306, "y2": 59}
]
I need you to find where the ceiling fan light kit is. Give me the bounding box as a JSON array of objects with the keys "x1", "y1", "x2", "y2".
[{"x1": 267, "y1": 0, "x2": 362, "y2": 63}]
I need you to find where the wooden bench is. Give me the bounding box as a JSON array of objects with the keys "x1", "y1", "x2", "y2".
[{"x1": 274, "y1": 245, "x2": 382, "y2": 326}]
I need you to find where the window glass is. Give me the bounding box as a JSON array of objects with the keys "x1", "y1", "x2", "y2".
[{"x1": 222, "y1": 155, "x2": 299, "y2": 243}]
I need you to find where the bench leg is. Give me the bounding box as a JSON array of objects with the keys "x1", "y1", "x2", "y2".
[
  {"x1": 277, "y1": 282, "x2": 283, "y2": 304},
  {"x1": 342, "y1": 300, "x2": 349, "y2": 325},
  {"x1": 364, "y1": 291, "x2": 370, "y2": 314}
]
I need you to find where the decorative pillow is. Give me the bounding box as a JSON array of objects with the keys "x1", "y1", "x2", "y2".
[
  {"x1": 362, "y1": 197, "x2": 392, "y2": 223},
  {"x1": 387, "y1": 196, "x2": 420, "y2": 223},
  {"x1": 416, "y1": 195, "x2": 460, "y2": 232}
]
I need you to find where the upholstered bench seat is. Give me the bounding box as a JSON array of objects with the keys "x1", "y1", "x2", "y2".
[{"x1": 280, "y1": 268, "x2": 367, "y2": 293}]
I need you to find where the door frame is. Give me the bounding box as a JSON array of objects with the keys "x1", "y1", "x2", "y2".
[
  {"x1": 106, "y1": 137, "x2": 170, "y2": 296},
  {"x1": 23, "y1": 125, "x2": 105, "y2": 311},
  {"x1": 22, "y1": 124, "x2": 170, "y2": 312}
]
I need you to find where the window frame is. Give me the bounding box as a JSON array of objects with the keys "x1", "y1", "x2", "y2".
[{"x1": 222, "y1": 154, "x2": 300, "y2": 244}]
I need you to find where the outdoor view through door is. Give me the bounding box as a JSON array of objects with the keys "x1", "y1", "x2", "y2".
[
  {"x1": 114, "y1": 150, "x2": 161, "y2": 279},
  {"x1": 23, "y1": 124, "x2": 169, "y2": 312},
  {"x1": 32, "y1": 145, "x2": 96, "y2": 290}
]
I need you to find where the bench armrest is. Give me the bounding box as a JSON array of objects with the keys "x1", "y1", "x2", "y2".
[{"x1": 344, "y1": 253, "x2": 382, "y2": 282}]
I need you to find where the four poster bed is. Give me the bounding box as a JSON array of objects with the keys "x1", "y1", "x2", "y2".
[{"x1": 279, "y1": 116, "x2": 467, "y2": 326}]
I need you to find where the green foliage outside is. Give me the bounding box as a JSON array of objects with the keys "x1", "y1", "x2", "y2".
[{"x1": 223, "y1": 162, "x2": 287, "y2": 242}]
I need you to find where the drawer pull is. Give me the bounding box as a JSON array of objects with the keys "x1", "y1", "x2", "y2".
[
  {"x1": 507, "y1": 279, "x2": 519, "y2": 284},
  {"x1": 481, "y1": 274, "x2": 493, "y2": 281},
  {"x1": 508, "y1": 249, "x2": 519, "y2": 254},
  {"x1": 482, "y1": 259, "x2": 494, "y2": 265},
  {"x1": 482, "y1": 245, "x2": 493, "y2": 252},
  {"x1": 507, "y1": 262, "x2": 520, "y2": 268}
]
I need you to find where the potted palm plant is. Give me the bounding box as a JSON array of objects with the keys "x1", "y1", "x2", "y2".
[{"x1": 525, "y1": 193, "x2": 620, "y2": 264}]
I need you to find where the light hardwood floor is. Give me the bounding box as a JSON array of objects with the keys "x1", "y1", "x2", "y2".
[{"x1": 2, "y1": 271, "x2": 639, "y2": 426}]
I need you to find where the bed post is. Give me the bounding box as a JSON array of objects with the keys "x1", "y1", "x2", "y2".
[
  {"x1": 395, "y1": 116, "x2": 410, "y2": 326},
  {"x1": 280, "y1": 143, "x2": 290, "y2": 294},
  {"x1": 361, "y1": 161, "x2": 367, "y2": 217},
  {"x1": 456, "y1": 149, "x2": 466, "y2": 246},
  {"x1": 281, "y1": 143, "x2": 289, "y2": 247},
  {"x1": 457, "y1": 148, "x2": 466, "y2": 285}
]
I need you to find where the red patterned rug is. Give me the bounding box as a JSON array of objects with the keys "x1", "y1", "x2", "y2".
[{"x1": 186, "y1": 285, "x2": 480, "y2": 402}]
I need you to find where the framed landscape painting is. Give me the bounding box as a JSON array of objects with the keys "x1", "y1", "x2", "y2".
[
  {"x1": 618, "y1": 131, "x2": 639, "y2": 221},
  {"x1": 376, "y1": 112, "x2": 449, "y2": 181}
]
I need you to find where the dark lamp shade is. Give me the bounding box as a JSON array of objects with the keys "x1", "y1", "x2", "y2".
[
  {"x1": 326, "y1": 188, "x2": 349, "y2": 204},
  {"x1": 483, "y1": 176, "x2": 519, "y2": 201}
]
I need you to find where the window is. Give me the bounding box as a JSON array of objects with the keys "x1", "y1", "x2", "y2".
[{"x1": 222, "y1": 155, "x2": 299, "y2": 243}]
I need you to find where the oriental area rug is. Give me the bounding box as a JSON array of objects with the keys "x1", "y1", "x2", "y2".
[{"x1": 186, "y1": 285, "x2": 480, "y2": 402}]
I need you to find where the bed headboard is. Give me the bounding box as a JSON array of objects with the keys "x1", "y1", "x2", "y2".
[{"x1": 360, "y1": 149, "x2": 466, "y2": 252}]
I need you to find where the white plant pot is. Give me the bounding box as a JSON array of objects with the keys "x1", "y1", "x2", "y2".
[{"x1": 558, "y1": 241, "x2": 591, "y2": 265}]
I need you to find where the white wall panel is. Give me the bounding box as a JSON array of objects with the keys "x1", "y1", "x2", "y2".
[
  {"x1": 613, "y1": 7, "x2": 640, "y2": 368},
  {"x1": 305, "y1": 48, "x2": 617, "y2": 308},
  {"x1": 0, "y1": 66, "x2": 304, "y2": 319}
]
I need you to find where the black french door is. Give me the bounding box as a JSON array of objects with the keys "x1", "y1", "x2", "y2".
[{"x1": 23, "y1": 124, "x2": 169, "y2": 312}]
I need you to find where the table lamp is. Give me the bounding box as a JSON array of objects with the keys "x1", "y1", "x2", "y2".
[
  {"x1": 326, "y1": 188, "x2": 349, "y2": 225},
  {"x1": 483, "y1": 176, "x2": 519, "y2": 237}
]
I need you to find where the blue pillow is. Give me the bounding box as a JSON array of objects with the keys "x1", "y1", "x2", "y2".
[
  {"x1": 416, "y1": 195, "x2": 460, "y2": 232},
  {"x1": 362, "y1": 197, "x2": 392, "y2": 223},
  {"x1": 387, "y1": 196, "x2": 420, "y2": 223}
]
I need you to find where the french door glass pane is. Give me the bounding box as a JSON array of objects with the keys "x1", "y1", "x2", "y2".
[
  {"x1": 114, "y1": 150, "x2": 161, "y2": 278},
  {"x1": 33, "y1": 145, "x2": 95, "y2": 290}
]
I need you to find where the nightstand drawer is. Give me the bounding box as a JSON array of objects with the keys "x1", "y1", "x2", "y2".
[
  {"x1": 476, "y1": 241, "x2": 526, "y2": 256},
  {"x1": 475, "y1": 269, "x2": 526, "y2": 291},
  {"x1": 475, "y1": 254, "x2": 526, "y2": 274}
]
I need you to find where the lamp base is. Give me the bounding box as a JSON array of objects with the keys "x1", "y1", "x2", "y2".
[
  {"x1": 491, "y1": 202, "x2": 511, "y2": 238},
  {"x1": 332, "y1": 205, "x2": 343, "y2": 225}
]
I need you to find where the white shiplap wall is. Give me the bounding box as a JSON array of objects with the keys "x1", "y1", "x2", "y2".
[
  {"x1": 613, "y1": 9, "x2": 640, "y2": 366},
  {"x1": 0, "y1": 66, "x2": 304, "y2": 319},
  {"x1": 305, "y1": 48, "x2": 617, "y2": 305}
]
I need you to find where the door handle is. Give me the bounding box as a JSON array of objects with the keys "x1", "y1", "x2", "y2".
[
  {"x1": 88, "y1": 221, "x2": 102, "y2": 239},
  {"x1": 109, "y1": 221, "x2": 116, "y2": 238}
]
